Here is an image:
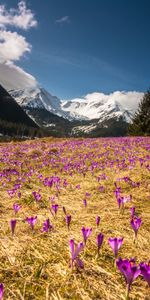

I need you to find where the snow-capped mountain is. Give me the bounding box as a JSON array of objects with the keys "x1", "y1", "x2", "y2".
[
  {"x1": 10, "y1": 87, "x2": 61, "y2": 115},
  {"x1": 9, "y1": 87, "x2": 143, "y2": 125},
  {"x1": 61, "y1": 94, "x2": 133, "y2": 122}
]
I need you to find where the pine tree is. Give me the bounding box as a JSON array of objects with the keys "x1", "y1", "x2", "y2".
[{"x1": 128, "y1": 88, "x2": 150, "y2": 136}]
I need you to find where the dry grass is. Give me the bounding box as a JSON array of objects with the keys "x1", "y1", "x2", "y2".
[{"x1": 0, "y1": 137, "x2": 150, "y2": 299}]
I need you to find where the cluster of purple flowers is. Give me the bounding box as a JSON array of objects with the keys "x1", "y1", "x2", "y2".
[{"x1": 0, "y1": 137, "x2": 149, "y2": 299}]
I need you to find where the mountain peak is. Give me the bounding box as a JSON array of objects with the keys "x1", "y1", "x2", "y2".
[{"x1": 9, "y1": 87, "x2": 143, "y2": 125}]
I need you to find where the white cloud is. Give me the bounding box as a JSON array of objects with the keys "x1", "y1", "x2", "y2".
[
  {"x1": 0, "y1": 30, "x2": 31, "y2": 62},
  {"x1": 0, "y1": 1, "x2": 38, "y2": 89},
  {"x1": 84, "y1": 91, "x2": 143, "y2": 112},
  {"x1": 0, "y1": 61, "x2": 37, "y2": 89},
  {"x1": 56, "y1": 16, "x2": 70, "y2": 24},
  {"x1": 0, "y1": 1, "x2": 37, "y2": 63},
  {"x1": 0, "y1": 1, "x2": 37, "y2": 30}
]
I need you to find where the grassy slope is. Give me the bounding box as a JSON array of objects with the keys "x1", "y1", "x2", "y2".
[{"x1": 0, "y1": 137, "x2": 149, "y2": 299}]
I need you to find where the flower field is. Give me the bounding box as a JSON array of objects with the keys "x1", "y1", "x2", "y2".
[{"x1": 0, "y1": 137, "x2": 150, "y2": 299}]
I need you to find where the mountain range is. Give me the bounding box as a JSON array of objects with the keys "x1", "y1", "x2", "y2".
[
  {"x1": 8, "y1": 86, "x2": 143, "y2": 136},
  {"x1": 0, "y1": 62, "x2": 144, "y2": 138}
]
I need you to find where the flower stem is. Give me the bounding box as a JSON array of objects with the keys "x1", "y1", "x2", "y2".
[{"x1": 126, "y1": 284, "x2": 130, "y2": 300}]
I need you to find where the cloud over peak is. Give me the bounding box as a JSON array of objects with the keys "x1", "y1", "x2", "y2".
[{"x1": 0, "y1": 62, "x2": 37, "y2": 90}]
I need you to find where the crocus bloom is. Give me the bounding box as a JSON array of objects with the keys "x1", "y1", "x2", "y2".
[
  {"x1": 130, "y1": 207, "x2": 135, "y2": 218},
  {"x1": 51, "y1": 204, "x2": 59, "y2": 216},
  {"x1": 26, "y1": 216, "x2": 37, "y2": 230},
  {"x1": 117, "y1": 197, "x2": 122, "y2": 209},
  {"x1": 10, "y1": 219, "x2": 16, "y2": 236},
  {"x1": 82, "y1": 227, "x2": 92, "y2": 244},
  {"x1": 122, "y1": 195, "x2": 132, "y2": 204},
  {"x1": 140, "y1": 261, "x2": 150, "y2": 287},
  {"x1": 97, "y1": 233, "x2": 104, "y2": 255},
  {"x1": 85, "y1": 192, "x2": 91, "y2": 197},
  {"x1": 108, "y1": 237, "x2": 124, "y2": 258},
  {"x1": 96, "y1": 216, "x2": 100, "y2": 227},
  {"x1": 0, "y1": 283, "x2": 4, "y2": 300},
  {"x1": 116, "y1": 258, "x2": 141, "y2": 299},
  {"x1": 66, "y1": 215, "x2": 71, "y2": 229},
  {"x1": 18, "y1": 191, "x2": 21, "y2": 198},
  {"x1": 130, "y1": 216, "x2": 142, "y2": 240},
  {"x1": 83, "y1": 199, "x2": 87, "y2": 208},
  {"x1": 99, "y1": 185, "x2": 105, "y2": 192},
  {"x1": 32, "y1": 191, "x2": 42, "y2": 202},
  {"x1": 42, "y1": 218, "x2": 53, "y2": 232},
  {"x1": 69, "y1": 239, "x2": 84, "y2": 269},
  {"x1": 76, "y1": 184, "x2": 80, "y2": 189},
  {"x1": 13, "y1": 203, "x2": 22, "y2": 214}
]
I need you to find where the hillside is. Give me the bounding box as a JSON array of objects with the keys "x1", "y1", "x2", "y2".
[{"x1": 0, "y1": 85, "x2": 38, "y2": 128}]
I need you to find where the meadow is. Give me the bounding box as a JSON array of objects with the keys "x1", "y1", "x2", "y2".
[{"x1": 0, "y1": 137, "x2": 149, "y2": 300}]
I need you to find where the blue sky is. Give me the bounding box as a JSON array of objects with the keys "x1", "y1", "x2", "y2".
[{"x1": 1, "y1": 0, "x2": 150, "y2": 98}]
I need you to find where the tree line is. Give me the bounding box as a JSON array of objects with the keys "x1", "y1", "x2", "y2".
[{"x1": 128, "y1": 88, "x2": 150, "y2": 136}]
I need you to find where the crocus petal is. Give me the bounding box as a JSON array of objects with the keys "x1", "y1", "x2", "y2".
[
  {"x1": 140, "y1": 262, "x2": 150, "y2": 286},
  {"x1": 108, "y1": 237, "x2": 123, "y2": 258},
  {"x1": 69, "y1": 239, "x2": 75, "y2": 260},
  {"x1": 76, "y1": 257, "x2": 84, "y2": 269},
  {"x1": 0, "y1": 283, "x2": 4, "y2": 300},
  {"x1": 74, "y1": 242, "x2": 84, "y2": 259}
]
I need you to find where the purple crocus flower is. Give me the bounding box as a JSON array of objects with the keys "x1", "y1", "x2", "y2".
[
  {"x1": 82, "y1": 227, "x2": 92, "y2": 244},
  {"x1": 96, "y1": 216, "x2": 100, "y2": 227},
  {"x1": 0, "y1": 283, "x2": 4, "y2": 300},
  {"x1": 69, "y1": 239, "x2": 84, "y2": 269},
  {"x1": 76, "y1": 184, "x2": 81, "y2": 189},
  {"x1": 7, "y1": 189, "x2": 16, "y2": 198},
  {"x1": 66, "y1": 215, "x2": 71, "y2": 229},
  {"x1": 97, "y1": 233, "x2": 104, "y2": 255},
  {"x1": 26, "y1": 216, "x2": 37, "y2": 230},
  {"x1": 117, "y1": 197, "x2": 123, "y2": 209},
  {"x1": 114, "y1": 185, "x2": 121, "y2": 198},
  {"x1": 13, "y1": 203, "x2": 22, "y2": 214},
  {"x1": 122, "y1": 195, "x2": 132, "y2": 204},
  {"x1": 42, "y1": 218, "x2": 53, "y2": 232},
  {"x1": 108, "y1": 237, "x2": 124, "y2": 258},
  {"x1": 99, "y1": 185, "x2": 105, "y2": 192},
  {"x1": 130, "y1": 216, "x2": 142, "y2": 240},
  {"x1": 51, "y1": 204, "x2": 59, "y2": 217},
  {"x1": 32, "y1": 191, "x2": 42, "y2": 202},
  {"x1": 85, "y1": 192, "x2": 91, "y2": 197},
  {"x1": 83, "y1": 199, "x2": 87, "y2": 208},
  {"x1": 140, "y1": 261, "x2": 150, "y2": 287},
  {"x1": 116, "y1": 258, "x2": 141, "y2": 299},
  {"x1": 18, "y1": 191, "x2": 21, "y2": 198},
  {"x1": 10, "y1": 219, "x2": 16, "y2": 236},
  {"x1": 130, "y1": 207, "x2": 135, "y2": 218}
]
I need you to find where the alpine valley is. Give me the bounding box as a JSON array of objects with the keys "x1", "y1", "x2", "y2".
[{"x1": 9, "y1": 86, "x2": 143, "y2": 137}]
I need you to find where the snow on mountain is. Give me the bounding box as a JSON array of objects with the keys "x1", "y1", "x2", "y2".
[
  {"x1": 61, "y1": 91, "x2": 143, "y2": 122},
  {"x1": 10, "y1": 86, "x2": 62, "y2": 114},
  {"x1": 9, "y1": 87, "x2": 143, "y2": 124}
]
